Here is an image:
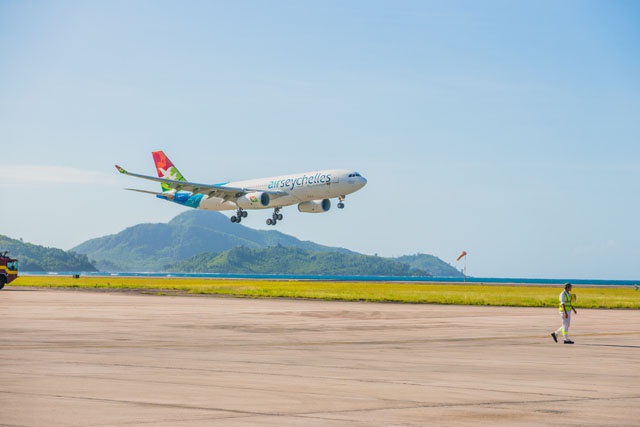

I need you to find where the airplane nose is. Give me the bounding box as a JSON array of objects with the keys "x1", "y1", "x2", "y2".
[{"x1": 360, "y1": 176, "x2": 368, "y2": 187}]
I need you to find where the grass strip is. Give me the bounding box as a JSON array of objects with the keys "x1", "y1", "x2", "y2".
[{"x1": 9, "y1": 276, "x2": 640, "y2": 309}]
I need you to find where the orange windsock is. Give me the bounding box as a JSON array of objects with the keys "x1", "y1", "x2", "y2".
[{"x1": 456, "y1": 251, "x2": 467, "y2": 261}]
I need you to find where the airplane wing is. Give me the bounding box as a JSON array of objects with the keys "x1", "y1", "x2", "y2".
[{"x1": 115, "y1": 165, "x2": 287, "y2": 201}]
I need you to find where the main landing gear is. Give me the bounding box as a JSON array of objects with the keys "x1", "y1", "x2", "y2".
[
  {"x1": 266, "y1": 207, "x2": 283, "y2": 226},
  {"x1": 337, "y1": 195, "x2": 346, "y2": 209},
  {"x1": 229, "y1": 208, "x2": 283, "y2": 226},
  {"x1": 230, "y1": 209, "x2": 248, "y2": 223}
]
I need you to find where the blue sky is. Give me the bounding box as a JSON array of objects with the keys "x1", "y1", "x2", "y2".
[{"x1": 1, "y1": 1, "x2": 639, "y2": 279}]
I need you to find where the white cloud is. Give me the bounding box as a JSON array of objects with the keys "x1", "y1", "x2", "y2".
[{"x1": 0, "y1": 165, "x2": 119, "y2": 185}]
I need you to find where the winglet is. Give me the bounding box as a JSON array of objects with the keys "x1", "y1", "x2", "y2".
[{"x1": 115, "y1": 165, "x2": 128, "y2": 174}]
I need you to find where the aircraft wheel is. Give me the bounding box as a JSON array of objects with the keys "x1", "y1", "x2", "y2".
[
  {"x1": 231, "y1": 216, "x2": 238, "y2": 223},
  {"x1": 277, "y1": 214, "x2": 283, "y2": 220},
  {"x1": 242, "y1": 211, "x2": 248, "y2": 218},
  {"x1": 337, "y1": 202, "x2": 345, "y2": 209},
  {"x1": 266, "y1": 218, "x2": 273, "y2": 225}
]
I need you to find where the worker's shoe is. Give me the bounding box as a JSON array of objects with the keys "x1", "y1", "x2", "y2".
[
  {"x1": 563, "y1": 340, "x2": 574, "y2": 344},
  {"x1": 551, "y1": 332, "x2": 558, "y2": 343}
]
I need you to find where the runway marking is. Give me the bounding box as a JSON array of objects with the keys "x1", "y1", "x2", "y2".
[
  {"x1": 4, "y1": 389, "x2": 639, "y2": 421},
  {"x1": 293, "y1": 395, "x2": 640, "y2": 418},
  {"x1": 0, "y1": 390, "x2": 277, "y2": 418},
  {"x1": 2, "y1": 330, "x2": 639, "y2": 351},
  {"x1": 579, "y1": 343, "x2": 640, "y2": 349}
]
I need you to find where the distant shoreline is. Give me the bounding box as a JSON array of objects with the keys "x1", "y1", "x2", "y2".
[{"x1": 20, "y1": 271, "x2": 640, "y2": 288}]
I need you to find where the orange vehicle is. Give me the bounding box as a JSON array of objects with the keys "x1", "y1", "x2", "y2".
[{"x1": 0, "y1": 251, "x2": 18, "y2": 289}]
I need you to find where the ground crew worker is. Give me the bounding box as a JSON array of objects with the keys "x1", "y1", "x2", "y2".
[{"x1": 551, "y1": 283, "x2": 577, "y2": 344}]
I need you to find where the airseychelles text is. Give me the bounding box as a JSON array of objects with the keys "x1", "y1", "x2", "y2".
[{"x1": 268, "y1": 172, "x2": 331, "y2": 191}]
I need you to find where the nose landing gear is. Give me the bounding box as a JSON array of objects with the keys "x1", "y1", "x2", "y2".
[
  {"x1": 266, "y1": 207, "x2": 283, "y2": 226},
  {"x1": 337, "y1": 195, "x2": 346, "y2": 209}
]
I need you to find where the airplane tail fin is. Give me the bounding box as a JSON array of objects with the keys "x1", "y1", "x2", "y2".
[{"x1": 152, "y1": 151, "x2": 186, "y2": 192}]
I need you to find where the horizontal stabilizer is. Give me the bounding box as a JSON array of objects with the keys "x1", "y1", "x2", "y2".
[
  {"x1": 124, "y1": 188, "x2": 175, "y2": 200},
  {"x1": 124, "y1": 188, "x2": 163, "y2": 195}
]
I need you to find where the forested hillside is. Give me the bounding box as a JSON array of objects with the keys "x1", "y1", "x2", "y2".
[
  {"x1": 395, "y1": 254, "x2": 462, "y2": 277},
  {"x1": 168, "y1": 246, "x2": 432, "y2": 276},
  {"x1": 72, "y1": 210, "x2": 354, "y2": 271},
  {"x1": 0, "y1": 235, "x2": 97, "y2": 272}
]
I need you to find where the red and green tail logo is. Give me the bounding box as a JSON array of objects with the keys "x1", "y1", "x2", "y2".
[{"x1": 152, "y1": 151, "x2": 186, "y2": 192}]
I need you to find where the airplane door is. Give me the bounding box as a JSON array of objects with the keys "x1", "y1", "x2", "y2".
[{"x1": 324, "y1": 174, "x2": 338, "y2": 196}]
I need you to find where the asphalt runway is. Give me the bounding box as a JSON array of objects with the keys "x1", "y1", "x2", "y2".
[{"x1": 1, "y1": 287, "x2": 639, "y2": 426}]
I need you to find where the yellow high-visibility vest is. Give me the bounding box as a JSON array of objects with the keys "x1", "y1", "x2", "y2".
[{"x1": 559, "y1": 290, "x2": 572, "y2": 312}]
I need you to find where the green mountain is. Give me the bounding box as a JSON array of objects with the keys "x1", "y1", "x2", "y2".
[
  {"x1": 0, "y1": 210, "x2": 461, "y2": 277},
  {"x1": 1, "y1": 210, "x2": 461, "y2": 277},
  {"x1": 168, "y1": 246, "x2": 432, "y2": 276},
  {"x1": 71, "y1": 211, "x2": 461, "y2": 276},
  {"x1": 395, "y1": 254, "x2": 462, "y2": 277},
  {"x1": 0, "y1": 235, "x2": 97, "y2": 272},
  {"x1": 72, "y1": 210, "x2": 356, "y2": 271}
]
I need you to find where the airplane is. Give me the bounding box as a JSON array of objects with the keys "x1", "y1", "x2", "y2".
[{"x1": 115, "y1": 151, "x2": 367, "y2": 226}]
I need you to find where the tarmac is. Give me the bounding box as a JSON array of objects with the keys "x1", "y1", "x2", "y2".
[{"x1": 1, "y1": 287, "x2": 639, "y2": 427}]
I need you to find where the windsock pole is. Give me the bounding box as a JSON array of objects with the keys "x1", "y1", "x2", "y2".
[
  {"x1": 464, "y1": 255, "x2": 467, "y2": 282},
  {"x1": 456, "y1": 251, "x2": 467, "y2": 282}
]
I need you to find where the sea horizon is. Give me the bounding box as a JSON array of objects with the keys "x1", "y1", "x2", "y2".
[{"x1": 20, "y1": 271, "x2": 640, "y2": 287}]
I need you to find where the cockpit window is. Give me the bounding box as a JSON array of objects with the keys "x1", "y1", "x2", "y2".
[{"x1": 348, "y1": 172, "x2": 361, "y2": 178}]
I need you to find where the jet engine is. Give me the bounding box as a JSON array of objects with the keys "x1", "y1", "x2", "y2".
[
  {"x1": 297, "y1": 199, "x2": 331, "y2": 213},
  {"x1": 236, "y1": 192, "x2": 270, "y2": 208}
]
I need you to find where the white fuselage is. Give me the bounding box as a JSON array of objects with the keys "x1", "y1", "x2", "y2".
[{"x1": 197, "y1": 169, "x2": 367, "y2": 211}]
